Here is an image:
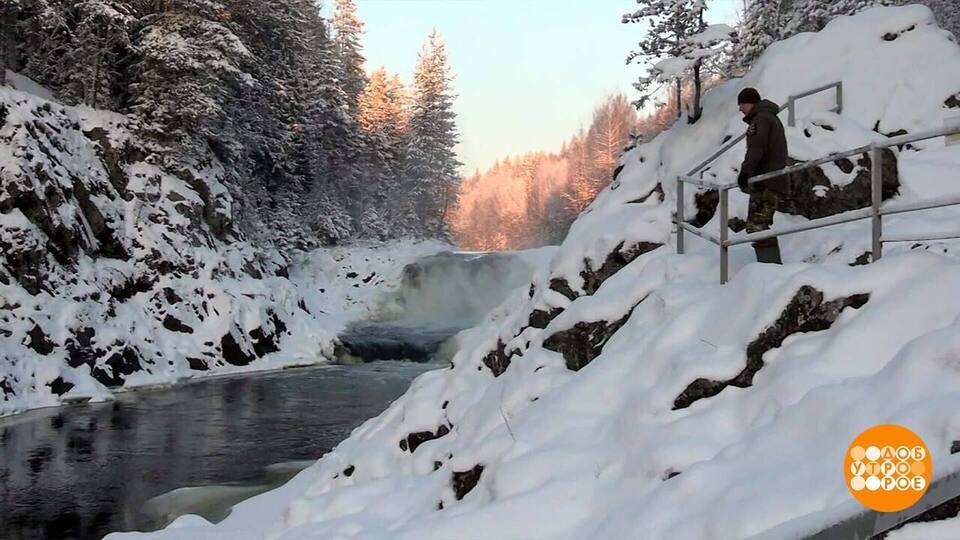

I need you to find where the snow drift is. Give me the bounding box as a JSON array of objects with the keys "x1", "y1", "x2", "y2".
[{"x1": 109, "y1": 5, "x2": 960, "y2": 539}]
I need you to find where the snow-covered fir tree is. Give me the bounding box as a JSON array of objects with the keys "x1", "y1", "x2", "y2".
[
  {"x1": 70, "y1": 1, "x2": 134, "y2": 109},
  {"x1": 357, "y1": 68, "x2": 408, "y2": 137},
  {"x1": 733, "y1": 0, "x2": 795, "y2": 73},
  {"x1": 407, "y1": 30, "x2": 462, "y2": 238},
  {"x1": 623, "y1": 0, "x2": 733, "y2": 123},
  {"x1": 920, "y1": 0, "x2": 960, "y2": 37},
  {"x1": 332, "y1": 0, "x2": 368, "y2": 115},
  {"x1": 0, "y1": 0, "x2": 21, "y2": 86}
]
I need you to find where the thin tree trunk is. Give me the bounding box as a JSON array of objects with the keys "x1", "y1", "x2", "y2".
[
  {"x1": 690, "y1": 59, "x2": 703, "y2": 124},
  {"x1": 675, "y1": 79, "x2": 682, "y2": 118}
]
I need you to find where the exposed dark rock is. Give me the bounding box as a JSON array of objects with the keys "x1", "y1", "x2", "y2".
[
  {"x1": 26, "y1": 324, "x2": 56, "y2": 355},
  {"x1": 951, "y1": 441, "x2": 959, "y2": 454},
  {"x1": 580, "y1": 242, "x2": 661, "y2": 296},
  {"x1": 343, "y1": 465, "x2": 355, "y2": 477},
  {"x1": 549, "y1": 278, "x2": 578, "y2": 302},
  {"x1": 627, "y1": 183, "x2": 664, "y2": 205},
  {"x1": 345, "y1": 272, "x2": 359, "y2": 279},
  {"x1": 946, "y1": 93, "x2": 960, "y2": 109},
  {"x1": 850, "y1": 252, "x2": 872, "y2": 266},
  {"x1": 528, "y1": 308, "x2": 563, "y2": 330},
  {"x1": 65, "y1": 328, "x2": 97, "y2": 369},
  {"x1": 249, "y1": 313, "x2": 285, "y2": 357},
  {"x1": 543, "y1": 304, "x2": 639, "y2": 371},
  {"x1": 402, "y1": 424, "x2": 452, "y2": 454},
  {"x1": 673, "y1": 286, "x2": 869, "y2": 410},
  {"x1": 482, "y1": 340, "x2": 512, "y2": 377},
  {"x1": 163, "y1": 287, "x2": 182, "y2": 304},
  {"x1": 46, "y1": 377, "x2": 74, "y2": 396},
  {"x1": 612, "y1": 164, "x2": 624, "y2": 182},
  {"x1": 0, "y1": 377, "x2": 15, "y2": 397},
  {"x1": 110, "y1": 274, "x2": 156, "y2": 302},
  {"x1": 162, "y1": 314, "x2": 194, "y2": 334},
  {"x1": 187, "y1": 357, "x2": 209, "y2": 371},
  {"x1": 452, "y1": 464, "x2": 484, "y2": 501},
  {"x1": 780, "y1": 149, "x2": 899, "y2": 220},
  {"x1": 220, "y1": 330, "x2": 256, "y2": 366},
  {"x1": 881, "y1": 25, "x2": 914, "y2": 42},
  {"x1": 93, "y1": 346, "x2": 143, "y2": 387},
  {"x1": 691, "y1": 189, "x2": 719, "y2": 228}
]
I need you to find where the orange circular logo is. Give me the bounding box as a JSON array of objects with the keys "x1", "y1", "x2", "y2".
[{"x1": 845, "y1": 424, "x2": 932, "y2": 512}]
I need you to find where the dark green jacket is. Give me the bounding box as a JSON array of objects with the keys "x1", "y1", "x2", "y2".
[{"x1": 742, "y1": 99, "x2": 789, "y2": 193}]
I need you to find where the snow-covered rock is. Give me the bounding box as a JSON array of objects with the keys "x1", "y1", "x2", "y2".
[{"x1": 108, "y1": 6, "x2": 960, "y2": 539}]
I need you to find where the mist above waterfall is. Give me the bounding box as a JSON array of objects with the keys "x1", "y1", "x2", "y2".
[{"x1": 376, "y1": 249, "x2": 554, "y2": 325}]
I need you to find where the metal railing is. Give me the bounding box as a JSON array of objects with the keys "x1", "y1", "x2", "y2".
[
  {"x1": 743, "y1": 461, "x2": 960, "y2": 540},
  {"x1": 675, "y1": 82, "x2": 960, "y2": 283},
  {"x1": 681, "y1": 82, "x2": 842, "y2": 184},
  {"x1": 801, "y1": 466, "x2": 960, "y2": 539}
]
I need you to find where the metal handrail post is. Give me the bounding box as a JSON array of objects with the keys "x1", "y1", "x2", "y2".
[
  {"x1": 871, "y1": 147, "x2": 883, "y2": 261},
  {"x1": 836, "y1": 81, "x2": 843, "y2": 115},
  {"x1": 676, "y1": 176, "x2": 685, "y2": 254},
  {"x1": 788, "y1": 96, "x2": 796, "y2": 127},
  {"x1": 719, "y1": 188, "x2": 730, "y2": 284}
]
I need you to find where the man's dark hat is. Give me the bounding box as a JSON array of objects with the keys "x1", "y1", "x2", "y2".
[{"x1": 738, "y1": 88, "x2": 762, "y2": 105}]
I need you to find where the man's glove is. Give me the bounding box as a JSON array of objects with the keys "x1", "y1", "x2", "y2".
[{"x1": 738, "y1": 171, "x2": 750, "y2": 193}]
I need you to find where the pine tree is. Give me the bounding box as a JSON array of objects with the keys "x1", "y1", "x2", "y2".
[
  {"x1": 70, "y1": 1, "x2": 134, "y2": 109},
  {"x1": 623, "y1": 0, "x2": 734, "y2": 123},
  {"x1": 332, "y1": 0, "x2": 367, "y2": 115},
  {"x1": 0, "y1": 0, "x2": 21, "y2": 86},
  {"x1": 734, "y1": 0, "x2": 795, "y2": 73},
  {"x1": 130, "y1": 2, "x2": 255, "y2": 160},
  {"x1": 357, "y1": 68, "x2": 408, "y2": 136},
  {"x1": 919, "y1": 0, "x2": 960, "y2": 38},
  {"x1": 407, "y1": 29, "x2": 461, "y2": 237}
]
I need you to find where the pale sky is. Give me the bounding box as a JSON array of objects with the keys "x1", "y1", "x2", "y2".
[{"x1": 341, "y1": 0, "x2": 742, "y2": 174}]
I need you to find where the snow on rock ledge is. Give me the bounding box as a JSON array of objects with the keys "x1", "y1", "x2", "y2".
[{"x1": 108, "y1": 7, "x2": 960, "y2": 540}]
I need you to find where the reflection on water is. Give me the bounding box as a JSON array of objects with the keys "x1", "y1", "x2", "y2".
[{"x1": 0, "y1": 362, "x2": 435, "y2": 540}]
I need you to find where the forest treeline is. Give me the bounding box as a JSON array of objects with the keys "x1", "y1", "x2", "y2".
[{"x1": 0, "y1": 0, "x2": 460, "y2": 248}]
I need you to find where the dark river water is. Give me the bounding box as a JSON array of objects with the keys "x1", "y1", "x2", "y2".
[{"x1": 0, "y1": 361, "x2": 437, "y2": 540}]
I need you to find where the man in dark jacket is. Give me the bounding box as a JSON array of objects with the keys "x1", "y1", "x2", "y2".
[{"x1": 737, "y1": 87, "x2": 788, "y2": 264}]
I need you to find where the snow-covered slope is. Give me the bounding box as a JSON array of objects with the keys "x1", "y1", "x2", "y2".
[
  {"x1": 109, "y1": 6, "x2": 960, "y2": 540},
  {"x1": 0, "y1": 77, "x2": 450, "y2": 416}
]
